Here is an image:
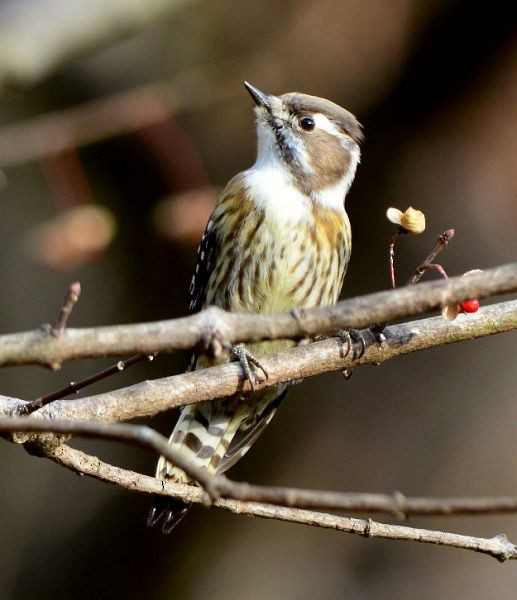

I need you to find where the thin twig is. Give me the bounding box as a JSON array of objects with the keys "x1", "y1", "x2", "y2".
[
  {"x1": 415, "y1": 262, "x2": 449, "y2": 281},
  {"x1": 388, "y1": 228, "x2": 407, "y2": 288},
  {"x1": 51, "y1": 281, "x2": 81, "y2": 336},
  {"x1": 7, "y1": 415, "x2": 517, "y2": 518},
  {"x1": 20, "y1": 353, "x2": 156, "y2": 416},
  {"x1": 47, "y1": 446, "x2": 517, "y2": 519},
  {"x1": 375, "y1": 226, "x2": 454, "y2": 334},
  {"x1": 408, "y1": 228, "x2": 455, "y2": 285},
  {"x1": 0, "y1": 263, "x2": 515, "y2": 369}
]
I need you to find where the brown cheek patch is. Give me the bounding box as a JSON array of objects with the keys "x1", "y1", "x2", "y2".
[{"x1": 306, "y1": 132, "x2": 350, "y2": 189}]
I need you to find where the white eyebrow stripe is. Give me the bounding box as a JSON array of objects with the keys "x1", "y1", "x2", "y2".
[{"x1": 312, "y1": 113, "x2": 341, "y2": 137}]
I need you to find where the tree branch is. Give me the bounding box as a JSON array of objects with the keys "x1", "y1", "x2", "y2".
[
  {"x1": 0, "y1": 81, "x2": 235, "y2": 168},
  {"x1": 1, "y1": 421, "x2": 515, "y2": 562},
  {"x1": 0, "y1": 299, "x2": 510, "y2": 424},
  {"x1": 0, "y1": 263, "x2": 515, "y2": 370},
  {"x1": 0, "y1": 266, "x2": 515, "y2": 558},
  {"x1": 43, "y1": 447, "x2": 517, "y2": 562},
  {"x1": 8, "y1": 418, "x2": 516, "y2": 517}
]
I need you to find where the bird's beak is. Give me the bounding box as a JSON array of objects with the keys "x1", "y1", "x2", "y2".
[{"x1": 243, "y1": 81, "x2": 272, "y2": 110}]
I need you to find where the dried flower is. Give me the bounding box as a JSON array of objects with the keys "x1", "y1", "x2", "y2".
[{"x1": 386, "y1": 207, "x2": 426, "y2": 234}]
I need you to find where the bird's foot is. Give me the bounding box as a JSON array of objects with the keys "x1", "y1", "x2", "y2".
[
  {"x1": 337, "y1": 329, "x2": 366, "y2": 360},
  {"x1": 231, "y1": 345, "x2": 269, "y2": 391},
  {"x1": 337, "y1": 329, "x2": 365, "y2": 381},
  {"x1": 337, "y1": 325, "x2": 386, "y2": 380},
  {"x1": 369, "y1": 323, "x2": 387, "y2": 345}
]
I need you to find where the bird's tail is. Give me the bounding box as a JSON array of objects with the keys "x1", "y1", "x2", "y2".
[{"x1": 147, "y1": 401, "x2": 247, "y2": 533}]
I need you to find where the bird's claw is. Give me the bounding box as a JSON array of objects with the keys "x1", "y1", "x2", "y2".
[
  {"x1": 231, "y1": 345, "x2": 269, "y2": 391},
  {"x1": 369, "y1": 323, "x2": 386, "y2": 345},
  {"x1": 337, "y1": 329, "x2": 366, "y2": 360},
  {"x1": 342, "y1": 367, "x2": 354, "y2": 380}
]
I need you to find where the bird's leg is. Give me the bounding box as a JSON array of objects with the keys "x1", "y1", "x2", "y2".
[{"x1": 231, "y1": 345, "x2": 269, "y2": 391}]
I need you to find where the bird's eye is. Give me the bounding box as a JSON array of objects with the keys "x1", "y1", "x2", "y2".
[{"x1": 299, "y1": 116, "x2": 315, "y2": 132}]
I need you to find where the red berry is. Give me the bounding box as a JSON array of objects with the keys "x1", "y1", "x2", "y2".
[{"x1": 460, "y1": 298, "x2": 480, "y2": 313}]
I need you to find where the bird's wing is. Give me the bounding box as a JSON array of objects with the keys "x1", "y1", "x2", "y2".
[
  {"x1": 185, "y1": 218, "x2": 220, "y2": 371},
  {"x1": 184, "y1": 173, "x2": 246, "y2": 370}
]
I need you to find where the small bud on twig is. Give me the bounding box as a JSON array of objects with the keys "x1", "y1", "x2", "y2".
[{"x1": 51, "y1": 281, "x2": 82, "y2": 336}]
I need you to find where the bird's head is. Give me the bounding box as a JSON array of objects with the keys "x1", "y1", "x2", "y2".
[{"x1": 244, "y1": 81, "x2": 363, "y2": 199}]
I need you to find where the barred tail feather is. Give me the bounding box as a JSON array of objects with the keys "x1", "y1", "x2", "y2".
[
  {"x1": 147, "y1": 402, "x2": 246, "y2": 533},
  {"x1": 147, "y1": 387, "x2": 289, "y2": 533}
]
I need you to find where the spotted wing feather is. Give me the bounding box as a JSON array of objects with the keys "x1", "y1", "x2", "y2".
[{"x1": 185, "y1": 219, "x2": 219, "y2": 371}]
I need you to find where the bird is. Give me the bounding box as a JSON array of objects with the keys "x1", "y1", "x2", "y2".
[{"x1": 147, "y1": 81, "x2": 363, "y2": 532}]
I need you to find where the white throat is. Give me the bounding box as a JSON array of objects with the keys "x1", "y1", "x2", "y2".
[
  {"x1": 244, "y1": 162, "x2": 312, "y2": 223},
  {"x1": 245, "y1": 116, "x2": 359, "y2": 222}
]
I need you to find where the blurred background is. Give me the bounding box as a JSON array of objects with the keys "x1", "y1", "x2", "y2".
[{"x1": 0, "y1": 0, "x2": 516, "y2": 598}]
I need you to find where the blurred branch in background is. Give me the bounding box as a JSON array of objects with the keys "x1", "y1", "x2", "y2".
[
  {"x1": 0, "y1": 0, "x2": 196, "y2": 88},
  {"x1": 26, "y1": 203, "x2": 118, "y2": 271},
  {"x1": 1, "y1": 81, "x2": 227, "y2": 268},
  {"x1": 41, "y1": 148, "x2": 95, "y2": 209},
  {"x1": 0, "y1": 82, "x2": 229, "y2": 167},
  {"x1": 0, "y1": 417, "x2": 516, "y2": 562}
]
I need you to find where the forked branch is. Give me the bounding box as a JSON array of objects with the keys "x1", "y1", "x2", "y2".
[{"x1": 0, "y1": 418, "x2": 515, "y2": 562}]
